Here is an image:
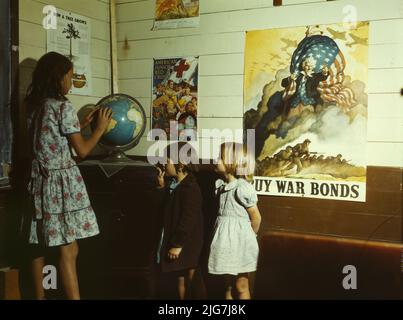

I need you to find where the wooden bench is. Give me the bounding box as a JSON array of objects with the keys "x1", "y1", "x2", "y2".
[{"x1": 254, "y1": 231, "x2": 402, "y2": 299}]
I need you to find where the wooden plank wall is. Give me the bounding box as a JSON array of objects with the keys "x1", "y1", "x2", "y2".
[
  {"x1": 116, "y1": 0, "x2": 402, "y2": 243},
  {"x1": 259, "y1": 166, "x2": 402, "y2": 242},
  {"x1": 115, "y1": 0, "x2": 403, "y2": 169},
  {"x1": 15, "y1": 0, "x2": 402, "y2": 243},
  {"x1": 18, "y1": 0, "x2": 112, "y2": 109}
]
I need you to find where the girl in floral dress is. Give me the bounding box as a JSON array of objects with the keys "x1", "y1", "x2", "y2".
[{"x1": 25, "y1": 51, "x2": 112, "y2": 300}]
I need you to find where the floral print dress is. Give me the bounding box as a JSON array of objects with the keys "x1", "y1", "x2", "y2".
[{"x1": 28, "y1": 98, "x2": 99, "y2": 247}]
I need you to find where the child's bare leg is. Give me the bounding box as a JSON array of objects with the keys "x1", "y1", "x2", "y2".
[
  {"x1": 31, "y1": 256, "x2": 46, "y2": 300},
  {"x1": 235, "y1": 273, "x2": 250, "y2": 300},
  {"x1": 59, "y1": 241, "x2": 80, "y2": 300},
  {"x1": 224, "y1": 275, "x2": 233, "y2": 300},
  {"x1": 185, "y1": 268, "x2": 195, "y2": 299},
  {"x1": 225, "y1": 286, "x2": 234, "y2": 300},
  {"x1": 177, "y1": 275, "x2": 185, "y2": 300}
]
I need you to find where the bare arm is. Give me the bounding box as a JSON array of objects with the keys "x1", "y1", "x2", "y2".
[
  {"x1": 68, "y1": 131, "x2": 103, "y2": 159},
  {"x1": 80, "y1": 106, "x2": 99, "y2": 130},
  {"x1": 68, "y1": 107, "x2": 112, "y2": 159},
  {"x1": 246, "y1": 205, "x2": 262, "y2": 234}
]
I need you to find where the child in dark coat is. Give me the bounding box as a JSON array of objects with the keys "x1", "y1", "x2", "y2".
[{"x1": 155, "y1": 142, "x2": 203, "y2": 299}]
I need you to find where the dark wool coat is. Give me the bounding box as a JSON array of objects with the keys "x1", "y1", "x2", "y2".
[{"x1": 159, "y1": 173, "x2": 203, "y2": 273}]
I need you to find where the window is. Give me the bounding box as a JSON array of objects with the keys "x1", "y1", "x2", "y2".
[{"x1": 0, "y1": 0, "x2": 17, "y2": 188}]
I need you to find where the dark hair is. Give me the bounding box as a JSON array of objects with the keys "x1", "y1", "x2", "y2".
[
  {"x1": 165, "y1": 142, "x2": 199, "y2": 173},
  {"x1": 25, "y1": 51, "x2": 73, "y2": 115}
]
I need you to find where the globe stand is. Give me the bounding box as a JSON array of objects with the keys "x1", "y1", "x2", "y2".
[{"x1": 101, "y1": 150, "x2": 132, "y2": 163}]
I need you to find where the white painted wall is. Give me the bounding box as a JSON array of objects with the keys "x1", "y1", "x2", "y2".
[
  {"x1": 115, "y1": 0, "x2": 403, "y2": 167},
  {"x1": 19, "y1": 0, "x2": 111, "y2": 110},
  {"x1": 19, "y1": 0, "x2": 402, "y2": 167}
]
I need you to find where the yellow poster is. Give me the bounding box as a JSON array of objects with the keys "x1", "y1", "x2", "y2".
[
  {"x1": 153, "y1": 0, "x2": 200, "y2": 30},
  {"x1": 244, "y1": 23, "x2": 369, "y2": 202}
]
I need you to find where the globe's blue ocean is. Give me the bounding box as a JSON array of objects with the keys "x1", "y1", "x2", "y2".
[
  {"x1": 102, "y1": 97, "x2": 136, "y2": 146},
  {"x1": 89, "y1": 94, "x2": 145, "y2": 153}
]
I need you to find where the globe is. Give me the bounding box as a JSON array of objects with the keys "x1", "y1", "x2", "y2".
[{"x1": 90, "y1": 93, "x2": 146, "y2": 161}]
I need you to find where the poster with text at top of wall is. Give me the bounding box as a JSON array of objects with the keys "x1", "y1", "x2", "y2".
[
  {"x1": 244, "y1": 22, "x2": 369, "y2": 202},
  {"x1": 153, "y1": 0, "x2": 200, "y2": 30},
  {"x1": 47, "y1": 8, "x2": 92, "y2": 96}
]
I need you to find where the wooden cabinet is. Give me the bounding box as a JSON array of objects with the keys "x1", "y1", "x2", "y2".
[{"x1": 77, "y1": 161, "x2": 161, "y2": 299}]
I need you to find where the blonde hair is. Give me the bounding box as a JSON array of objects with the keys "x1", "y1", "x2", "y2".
[{"x1": 219, "y1": 142, "x2": 255, "y2": 182}]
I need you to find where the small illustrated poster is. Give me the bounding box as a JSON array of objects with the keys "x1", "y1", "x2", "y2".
[
  {"x1": 153, "y1": 0, "x2": 200, "y2": 30},
  {"x1": 151, "y1": 57, "x2": 199, "y2": 141},
  {"x1": 47, "y1": 8, "x2": 92, "y2": 95}
]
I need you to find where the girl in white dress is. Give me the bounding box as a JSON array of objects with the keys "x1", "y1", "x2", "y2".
[{"x1": 208, "y1": 142, "x2": 262, "y2": 300}]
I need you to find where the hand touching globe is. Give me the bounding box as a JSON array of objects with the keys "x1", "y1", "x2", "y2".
[{"x1": 81, "y1": 94, "x2": 147, "y2": 161}]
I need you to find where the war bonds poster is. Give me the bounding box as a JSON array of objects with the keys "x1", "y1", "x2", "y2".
[{"x1": 244, "y1": 23, "x2": 369, "y2": 202}]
